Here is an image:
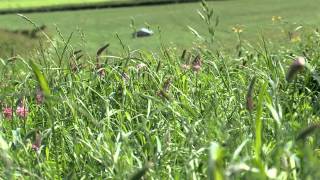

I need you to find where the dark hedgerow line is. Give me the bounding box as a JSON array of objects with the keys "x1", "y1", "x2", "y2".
[{"x1": 0, "y1": 0, "x2": 224, "y2": 15}]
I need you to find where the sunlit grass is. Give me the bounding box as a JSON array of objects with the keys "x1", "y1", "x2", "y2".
[{"x1": 1, "y1": 1, "x2": 320, "y2": 179}]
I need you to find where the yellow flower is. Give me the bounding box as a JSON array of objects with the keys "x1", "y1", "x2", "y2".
[
  {"x1": 232, "y1": 25, "x2": 244, "y2": 33},
  {"x1": 272, "y1": 16, "x2": 282, "y2": 22},
  {"x1": 291, "y1": 35, "x2": 301, "y2": 43}
]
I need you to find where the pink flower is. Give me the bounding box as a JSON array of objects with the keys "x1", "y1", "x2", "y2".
[
  {"x1": 32, "y1": 144, "x2": 40, "y2": 151},
  {"x1": 16, "y1": 106, "x2": 28, "y2": 118},
  {"x1": 3, "y1": 107, "x2": 13, "y2": 119}
]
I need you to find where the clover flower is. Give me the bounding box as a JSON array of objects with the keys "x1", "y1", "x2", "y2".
[
  {"x1": 16, "y1": 106, "x2": 28, "y2": 118},
  {"x1": 3, "y1": 107, "x2": 13, "y2": 119}
]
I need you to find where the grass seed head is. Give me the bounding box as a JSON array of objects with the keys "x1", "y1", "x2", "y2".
[
  {"x1": 192, "y1": 55, "x2": 202, "y2": 72},
  {"x1": 136, "y1": 63, "x2": 147, "y2": 71},
  {"x1": 181, "y1": 49, "x2": 187, "y2": 60},
  {"x1": 73, "y1": 50, "x2": 82, "y2": 56},
  {"x1": 181, "y1": 64, "x2": 191, "y2": 70},
  {"x1": 129, "y1": 162, "x2": 153, "y2": 180},
  {"x1": 121, "y1": 72, "x2": 130, "y2": 82},
  {"x1": 163, "y1": 78, "x2": 172, "y2": 92},
  {"x1": 96, "y1": 44, "x2": 109, "y2": 58},
  {"x1": 296, "y1": 123, "x2": 320, "y2": 141},
  {"x1": 286, "y1": 56, "x2": 306, "y2": 82},
  {"x1": 32, "y1": 131, "x2": 41, "y2": 152},
  {"x1": 36, "y1": 88, "x2": 44, "y2": 105}
]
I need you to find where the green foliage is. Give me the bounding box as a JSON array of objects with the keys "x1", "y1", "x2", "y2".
[{"x1": 1, "y1": 1, "x2": 320, "y2": 179}]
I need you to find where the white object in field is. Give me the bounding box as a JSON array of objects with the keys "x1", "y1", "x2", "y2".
[{"x1": 134, "y1": 28, "x2": 154, "y2": 37}]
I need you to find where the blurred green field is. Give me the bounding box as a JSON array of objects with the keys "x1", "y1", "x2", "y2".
[
  {"x1": 0, "y1": 0, "x2": 116, "y2": 9},
  {"x1": 0, "y1": 0, "x2": 319, "y2": 56}
]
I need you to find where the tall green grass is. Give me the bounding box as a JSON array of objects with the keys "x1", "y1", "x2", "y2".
[{"x1": 1, "y1": 1, "x2": 320, "y2": 179}]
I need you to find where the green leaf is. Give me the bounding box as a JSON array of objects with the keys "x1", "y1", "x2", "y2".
[
  {"x1": 208, "y1": 142, "x2": 224, "y2": 180},
  {"x1": 30, "y1": 61, "x2": 51, "y2": 95},
  {"x1": 255, "y1": 82, "x2": 267, "y2": 163}
]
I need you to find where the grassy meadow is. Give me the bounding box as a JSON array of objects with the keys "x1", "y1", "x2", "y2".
[
  {"x1": 0, "y1": 0, "x2": 319, "y2": 57},
  {"x1": 1, "y1": 0, "x2": 320, "y2": 179},
  {"x1": 0, "y1": 0, "x2": 116, "y2": 9}
]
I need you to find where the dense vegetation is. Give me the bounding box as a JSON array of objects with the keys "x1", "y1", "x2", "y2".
[{"x1": 1, "y1": 0, "x2": 320, "y2": 179}]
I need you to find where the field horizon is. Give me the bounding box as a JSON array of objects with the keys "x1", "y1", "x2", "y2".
[{"x1": 0, "y1": 0, "x2": 319, "y2": 58}]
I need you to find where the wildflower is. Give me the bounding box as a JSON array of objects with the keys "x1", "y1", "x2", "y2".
[
  {"x1": 291, "y1": 35, "x2": 301, "y2": 43},
  {"x1": 3, "y1": 107, "x2": 13, "y2": 119},
  {"x1": 16, "y1": 106, "x2": 28, "y2": 118},
  {"x1": 192, "y1": 55, "x2": 202, "y2": 72},
  {"x1": 232, "y1": 25, "x2": 244, "y2": 33},
  {"x1": 286, "y1": 56, "x2": 306, "y2": 82},
  {"x1": 136, "y1": 63, "x2": 147, "y2": 71},
  {"x1": 36, "y1": 88, "x2": 44, "y2": 105},
  {"x1": 272, "y1": 16, "x2": 282, "y2": 23},
  {"x1": 181, "y1": 64, "x2": 191, "y2": 70}
]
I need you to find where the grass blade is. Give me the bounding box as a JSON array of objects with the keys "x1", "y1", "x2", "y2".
[{"x1": 29, "y1": 61, "x2": 51, "y2": 95}]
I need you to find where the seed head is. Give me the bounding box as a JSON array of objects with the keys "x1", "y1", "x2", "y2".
[
  {"x1": 32, "y1": 131, "x2": 41, "y2": 152},
  {"x1": 192, "y1": 55, "x2": 202, "y2": 72},
  {"x1": 121, "y1": 72, "x2": 130, "y2": 82},
  {"x1": 136, "y1": 63, "x2": 147, "y2": 71},
  {"x1": 163, "y1": 78, "x2": 172, "y2": 92},
  {"x1": 181, "y1": 64, "x2": 191, "y2": 70},
  {"x1": 286, "y1": 56, "x2": 306, "y2": 82},
  {"x1": 36, "y1": 88, "x2": 44, "y2": 105}
]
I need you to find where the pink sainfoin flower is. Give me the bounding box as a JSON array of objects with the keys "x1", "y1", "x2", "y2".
[
  {"x1": 3, "y1": 107, "x2": 13, "y2": 119},
  {"x1": 32, "y1": 144, "x2": 39, "y2": 151},
  {"x1": 16, "y1": 106, "x2": 28, "y2": 118}
]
